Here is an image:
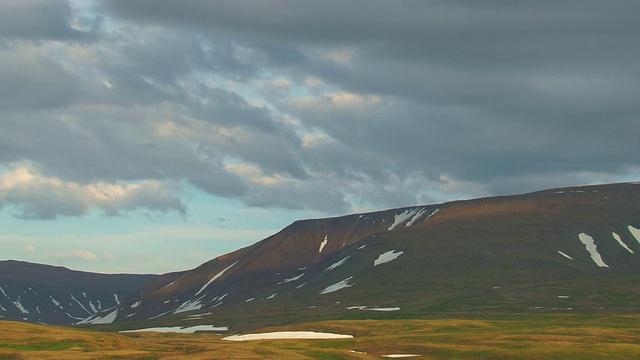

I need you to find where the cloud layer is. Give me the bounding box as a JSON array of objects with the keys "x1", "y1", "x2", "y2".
[{"x1": 1, "y1": 0, "x2": 639, "y2": 219}]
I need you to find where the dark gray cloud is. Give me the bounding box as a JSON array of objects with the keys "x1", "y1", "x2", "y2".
[
  {"x1": 1, "y1": 0, "x2": 639, "y2": 219},
  {"x1": 0, "y1": 0, "x2": 96, "y2": 41}
]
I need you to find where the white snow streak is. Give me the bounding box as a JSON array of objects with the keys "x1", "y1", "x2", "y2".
[
  {"x1": 320, "y1": 277, "x2": 354, "y2": 294},
  {"x1": 223, "y1": 331, "x2": 353, "y2": 341},
  {"x1": 13, "y1": 296, "x2": 28, "y2": 314},
  {"x1": 612, "y1": 232, "x2": 634, "y2": 253},
  {"x1": 319, "y1": 235, "x2": 328, "y2": 253},
  {"x1": 195, "y1": 261, "x2": 239, "y2": 297},
  {"x1": 130, "y1": 301, "x2": 141, "y2": 308},
  {"x1": 325, "y1": 256, "x2": 350, "y2": 271},
  {"x1": 78, "y1": 309, "x2": 119, "y2": 324},
  {"x1": 70, "y1": 294, "x2": 93, "y2": 314},
  {"x1": 174, "y1": 296, "x2": 205, "y2": 314},
  {"x1": 374, "y1": 250, "x2": 404, "y2": 266},
  {"x1": 382, "y1": 355, "x2": 421, "y2": 358},
  {"x1": 278, "y1": 273, "x2": 305, "y2": 284},
  {"x1": 49, "y1": 296, "x2": 63, "y2": 309},
  {"x1": 628, "y1": 225, "x2": 640, "y2": 245},
  {"x1": 121, "y1": 325, "x2": 228, "y2": 333},
  {"x1": 113, "y1": 294, "x2": 120, "y2": 305},
  {"x1": 346, "y1": 306, "x2": 400, "y2": 311},
  {"x1": 388, "y1": 209, "x2": 418, "y2": 230},
  {"x1": 405, "y1": 208, "x2": 428, "y2": 227},
  {"x1": 578, "y1": 233, "x2": 609, "y2": 268},
  {"x1": 0, "y1": 286, "x2": 9, "y2": 298},
  {"x1": 88, "y1": 301, "x2": 98, "y2": 313},
  {"x1": 557, "y1": 251, "x2": 573, "y2": 260}
]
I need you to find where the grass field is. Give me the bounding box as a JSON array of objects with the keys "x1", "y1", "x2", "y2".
[{"x1": 2, "y1": 314, "x2": 640, "y2": 359}]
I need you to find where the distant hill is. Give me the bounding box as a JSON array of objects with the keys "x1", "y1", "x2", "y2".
[
  {"x1": 81, "y1": 182, "x2": 640, "y2": 331},
  {"x1": 0, "y1": 260, "x2": 161, "y2": 324}
]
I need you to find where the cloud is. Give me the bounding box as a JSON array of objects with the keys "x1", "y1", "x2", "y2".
[
  {"x1": 0, "y1": 0, "x2": 96, "y2": 41},
  {"x1": 0, "y1": 0, "x2": 639, "y2": 221},
  {"x1": 0, "y1": 167, "x2": 186, "y2": 219},
  {"x1": 44, "y1": 249, "x2": 99, "y2": 261}
]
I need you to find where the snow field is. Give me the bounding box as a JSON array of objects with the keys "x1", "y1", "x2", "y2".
[{"x1": 223, "y1": 331, "x2": 353, "y2": 341}]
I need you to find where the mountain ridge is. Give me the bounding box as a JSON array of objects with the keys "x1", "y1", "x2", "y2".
[{"x1": 80, "y1": 182, "x2": 640, "y2": 330}]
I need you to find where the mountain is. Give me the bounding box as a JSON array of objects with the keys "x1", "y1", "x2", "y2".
[
  {"x1": 81, "y1": 183, "x2": 640, "y2": 331},
  {"x1": 0, "y1": 260, "x2": 160, "y2": 324}
]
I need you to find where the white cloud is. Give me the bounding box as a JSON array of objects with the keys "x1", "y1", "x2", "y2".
[
  {"x1": 45, "y1": 249, "x2": 98, "y2": 261},
  {"x1": 0, "y1": 166, "x2": 185, "y2": 219}
]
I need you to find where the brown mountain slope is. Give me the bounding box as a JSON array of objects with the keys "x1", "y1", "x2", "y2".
[{"x1": 82, "y1": 182, "x2": 640, "y2": 329}]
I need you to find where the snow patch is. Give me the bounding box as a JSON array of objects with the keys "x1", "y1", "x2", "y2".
[
  {"x1": 88, "y1": 301, "x2": 98, "y2": 313},
  {"x1": 245, "y1": 298, "x2": 254, "y2": 302},
  {"x1": 382, "y1": 355, "x2": 421, "y2": 358},
  {"x1": 325, "y1": 256, "x2": 349, "y2": 271},
  {"x1": 113, "y1": 294, "x2": 120, "y2": 305},
  {"x1": 223, "y1": 331, "x2": 353, "y2": 341},
  {"x1": 78, "y1": 309, "x2": 119, "y2": 324},
  {"x1": 70, "y1": 294, "x2": 92, "y2": 314},
  {"x1": 319, "y1": 235, "x2": 329, "y2": 253},
  {"x1": 121, "y1": 325, "x2": 228, "y2": 333},
  {"x1": 558, "y1": 295, "x2": 570, "y2": 299},
  {"x1": 557, "y1": 251, "x2": 573, "y2": 260},
  {"x1": 195, "y1": 260, "x2": 239, "y2": 297},
  {"x1": 0, "y1": 286, "x2": 9, "y2": 298},
  {"x1": 49, "y1": 296, "x2": 63, "y2": 309},
  {"x1": 278, "y1": 273, "x2": 305, "y2": 284},
  {"x1": 266, "y1": 293, "x2": 277, "y2": 300},
  {"x1": 174, "y1": 296, "x2": 205, "y2": 314},
  {"x1": 358, "y1": 244, "x2": 366, "y2": 250},
  {"x1": 388, "y1": 209, "x2": 419, "y2": 230},
  {"x1": 612, "y1": 232, "x2": 634, "y2": 253},
  {"x1": 346, "y1": 306, "x2": 400, "y2": 312},
  {"x1": 628, "y1": 225, "x2": 640, "y2": 245},
  {"x1": 374, "y1": 250, "x2": 404, "y2": 266},
  {"x1": 13, "y1": 296, "x2": 28, "y2": 314},
  {"x1": 405, "y1": 208, "x2": 428, "y2": 226},
  {"x1": 320, "y1": 277, "x2": 354, "y2": 294},
  {"x1": 578, "y1": 233, "x2": 609, "y2": 267},
  {"x1": 130, "y1": 301, "x2": 141, "y2": 308}
]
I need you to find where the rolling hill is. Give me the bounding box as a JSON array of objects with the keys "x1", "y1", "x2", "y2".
[
  {"x1": 0, "y1": 260, "x2": 161, "y2": 324},
  {"x1": 80, "y1": 182, "x2": 640, "y2": 332}
]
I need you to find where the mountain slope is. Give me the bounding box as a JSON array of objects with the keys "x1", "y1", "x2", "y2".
[
  {"x1": 83, "y1": 182, "x2": 640, "y2": 329},
  {"x1": 0, "y1": 261, "x2": 158, "y2": 324}
]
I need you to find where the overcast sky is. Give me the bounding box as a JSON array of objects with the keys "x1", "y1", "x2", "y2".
[{"x1": 1, "y1": 0, "x2": 639, "y2": 273}]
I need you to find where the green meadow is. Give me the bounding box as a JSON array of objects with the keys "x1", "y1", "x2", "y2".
[{"x1": 2, "y1": 314, "x2": 640, "y2": 359}]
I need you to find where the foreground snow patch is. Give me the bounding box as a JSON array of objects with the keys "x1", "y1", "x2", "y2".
[
  {"x1": 223, "y1": 331, "x2": 353, "y2": 341},
  {"x1": 374, "y1": 250, "x2": 404, "y2": 266},
  {"x1": 320, "y1": 277, "x2": 354, "y2": 294},
  {"x1": 346, "y1": 306, "x2": 400, "y2": 312},
  {"x1": 578, "y1": 233, "x2": 608, "y2": 268},
  {"x1": 382, "y1": 355, "x2": 421, "y2": 358},
  {"x1": 121, "y1": 325, "x2": 228, "y2": 333}
]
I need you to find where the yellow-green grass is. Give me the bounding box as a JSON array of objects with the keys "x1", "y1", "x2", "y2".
[{"x1": 2, "y1": 314, "x2": 640, "y2": 359}]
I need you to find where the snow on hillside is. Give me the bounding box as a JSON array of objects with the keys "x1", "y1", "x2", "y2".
[
  {"x1": 374, "y1": 250, "x2": 403, "y2": 266},
  {"x1": 320, "y1": 277, "x2": 354, "y2": 294},
  {"x1": 578, "y1": 233, "x2": 608, "y2": 268}
]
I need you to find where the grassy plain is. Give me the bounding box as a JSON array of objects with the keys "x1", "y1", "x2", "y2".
[{"x1": 2, "y1": 314, "x2": 640, "y2": 359}]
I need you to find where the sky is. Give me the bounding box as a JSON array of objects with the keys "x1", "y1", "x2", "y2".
[{"x1": 1, "y1": 0, "x2": 639, "y2": 274}]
